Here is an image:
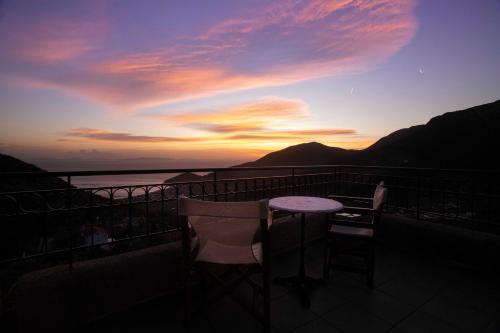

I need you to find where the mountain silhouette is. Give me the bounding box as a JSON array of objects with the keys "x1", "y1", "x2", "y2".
[
  {"x1": 164, "y1": 172, "x2": 204, "y2": 184},
  {"x1": 241, "y1": 99, "x2": 500, "y2": 169},
  {"x1": 239, "y1": 142, "x2": 356, "y2": 167},
  {"x1": 0, "y1": 153, "x2": 68, "y2": 192},
  {"x1": 359, "y1": 100, "x2": 500, "y2": 168}
]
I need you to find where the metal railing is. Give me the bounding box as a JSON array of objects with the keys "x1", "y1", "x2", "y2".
[{"x1": 1, "y1": 165, "x2": 499, "y2": 267}]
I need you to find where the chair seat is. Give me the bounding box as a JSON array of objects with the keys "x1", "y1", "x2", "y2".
[
  {"x1": 330, "y1": 224, "x2": 373, "y2": 238},
  {"x1": 193, "y1": 237, "x2": 262, "y2": 265}
]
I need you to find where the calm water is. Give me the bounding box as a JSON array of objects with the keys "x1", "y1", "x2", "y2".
[
  {"x1": 55, "y1": 174, "x2": 178, "y2": 199},
  {"x1": 31, "y1": 157, "x2": 245, "y2": 198},
  {"x1": 69, "y1": 174, "x2": 179, "y2": 189}
]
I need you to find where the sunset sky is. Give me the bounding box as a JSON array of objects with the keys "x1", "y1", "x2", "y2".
[{"x1": 1, "y1": 0, "x2": 499, "y2": 167}]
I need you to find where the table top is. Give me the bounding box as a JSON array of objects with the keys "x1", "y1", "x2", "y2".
[{"x1": 269, "y1": 196, "x2": 343, "y2": 214}]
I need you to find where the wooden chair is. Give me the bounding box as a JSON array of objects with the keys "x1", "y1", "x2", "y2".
[
  {"x1": 323, "y1": 181, "x2": 387, "y2": 287},
  {"x1": 179, "y1": 197, "x2": 271, "y2": 332}
]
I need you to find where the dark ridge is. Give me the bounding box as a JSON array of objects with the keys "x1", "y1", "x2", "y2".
[
  {"x1": 0, "y1": 153, "x2": 68, "y2": 192},
  {"x1": 163, "y1": 172, "x2": 204, "y2": 184},
  {"x1": 237, "y1": 142, "x2": 357, "y2": 167},
  {"x1": 360, "y1": 99, "x2": 500, "y2": 168},
  {"x1": 236, "y1": 99, "x2": 500, "y2": 169},
  {"x1": 0, "y1": 153, "x2": 45, "y2": 173}
]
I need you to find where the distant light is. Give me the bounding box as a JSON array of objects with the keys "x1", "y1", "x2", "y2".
[
  {"x1": 419, "y1": 68, "x2": 424, "y2": 74},
  {"x1": 350, "y1": 87, "x2": 354, "y2": 95}
]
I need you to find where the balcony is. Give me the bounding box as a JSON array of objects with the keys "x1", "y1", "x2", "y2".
[{"x1": 1, "y1": 165, "x2": 500, "y2": 332}]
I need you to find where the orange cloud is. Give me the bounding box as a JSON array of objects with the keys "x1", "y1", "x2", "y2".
[
  {"x1": 228, "y1": 129, "x2": 356, "y2": 141},
  {"x1": 165, "y1": 98, "x2": 309, "y2": 130},
  {"x1": 146, "y1": 98, "x2": 357, "y2": 141},
  {"x1": 63, "y1": 98, "x2": 357, "y2": 146},
  {"x1": 63, "y1": 127, "x2": 357, "y2": 145},
  {"x1": 65, "y1": 128, "x2": 202, "y2": 143}
]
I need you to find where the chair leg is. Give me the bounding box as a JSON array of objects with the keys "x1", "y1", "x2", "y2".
[
  {"x1": 325, "y1": 234, "x2": 337, "y2": 280},
  {"x1": 261, "y1": 263, "x2": 271, "y2": 333},
  {"x1": 323, "y1": 243, "x2": 329, "y2": 280},
  {"x1": 199, "y1": 269, "x2": 208, "y2": 311},
  {"x1": 251, "y1": 285, "x2": 258, "y2": 314},
  {"x1": 323, "y1": 215, "x2": 331, "y2": 280},
  {"x1": 324, "y1": 241, "x2": 334, "y2": 280},
  {"x1": 366, "y1": 239, "x2": 375, "y2": 288},
  {"x1": 183, "y1": 270, "x2": 192, "y2": 327}
]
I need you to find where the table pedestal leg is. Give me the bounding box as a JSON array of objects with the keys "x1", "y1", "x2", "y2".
[{"x1": 274, "y1": 213, "x2": 324, "y2": 308}]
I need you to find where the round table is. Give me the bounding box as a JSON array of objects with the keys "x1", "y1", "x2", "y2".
[{"x1": 269, "y1": 196, "x2": 343, "y2": 307}]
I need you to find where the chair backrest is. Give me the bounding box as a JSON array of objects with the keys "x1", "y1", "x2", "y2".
[
  {"x1": 372, "y1": 181, "x2": 388, "y2": 211},
  {"x1": 179, "y1": 197, "x2": 269, "y2": 265}
]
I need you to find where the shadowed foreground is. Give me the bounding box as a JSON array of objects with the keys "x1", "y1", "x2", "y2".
[{"x1": 80, "y1": 216, "x2": 500, "y2": 333}]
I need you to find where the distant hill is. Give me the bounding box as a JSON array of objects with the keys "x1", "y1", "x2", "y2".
[
  {"x1": 0, "y1": 153, "x2": 44, "y2": 173},
  {"x1": 0, "y1": 153, "x2": 68, "y2": 192},
  {"x1": 239, "y1": 142, "x2": 356, "y2": 167},
  {"x1": 240, "y1": 100, "x2": 500, "y2": 170},
  {"x1": 163, "y1": 172, "x2": 204, "y2": 184}
]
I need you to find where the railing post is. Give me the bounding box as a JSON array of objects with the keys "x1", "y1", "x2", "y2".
[
  {"x1": 292, "y1": 168, "x2": 296, "y2": 196},
  {"x1": 244, "y1": 180, "x2": 248, "y2": 200},
  {"x1": 89, "y1": 190, "x2": 95, "y2": 249},
  {"x1": 109, "y1": 189, "x2": 115, "y2": 245},
  {"x1": 224, "y1": 182, "x2": 228, "y2": 202},
  {"x1": 14, "y1": 195, "x2": 22, "y2": 261},
  {"x1": 145, "y1": 187, "x2": 150, "y2": 235},
  {"x1": 333, "y1": 166, "x2": 337, "y2": 195},
  {"x1": 66, "y1": 175, "x2": 73, "y2": 269},
  {"x1": 160, "y1": 186, "x2": 166, "y2": 231},
  {"x1": 175, "y1": 185, "x2": 180, "y2": 228},
  {"x1": 416, "y1": 170, "x2": 421, "y2": 220},
  {"x1": 235, "y1": 181, "x2": 239, "y2": 201},
  {"x1": 487, "y1": 182, "x2": 491, "y2": 222},
  {"x1": 128, "y1": 187, "x2": 133, "y2": 237},
  {"x1": 42, "y1": 192, "x2": 48, "y2": 253},
  {"x1": 213, "y1": 171, "x2": 218, "y2": 202}
]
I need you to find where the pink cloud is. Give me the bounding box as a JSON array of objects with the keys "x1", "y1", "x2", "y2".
[
  {"x1": 0, "y1": 18, "x2": 107, "y2": 63},
  {"x1": 1, "y1": 0, "x2": 418, "y2": 109},
  {"x1": 148, "y1": 97, "x2": 356, "y2": 139},
  {"x1": 165, "y1": 98, "x2": 309, "y2": 128}
]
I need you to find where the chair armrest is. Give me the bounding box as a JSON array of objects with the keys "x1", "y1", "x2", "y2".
[
  {"x1": 327, "y1": 195, "x2": 373, "y2": 202},
  {"x1": 341, "y1": 206, "x2": 376, "y2": 214},
  {"x1": 329, "y1": 220, "x2": 374, "y2": 229}
]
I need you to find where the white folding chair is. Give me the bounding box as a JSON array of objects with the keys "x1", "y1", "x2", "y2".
[{"x1": 179, "y1": 197, "x2": 271, "y2": 332}]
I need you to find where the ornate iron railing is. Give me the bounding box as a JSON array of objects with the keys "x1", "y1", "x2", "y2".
[{"x1": 1, "y1": 165, "x2": 499, "y2": 266}]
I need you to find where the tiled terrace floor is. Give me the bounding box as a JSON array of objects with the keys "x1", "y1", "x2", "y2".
[{"x1": 88, "y1": 239, "x2": 500, "y2": 333}]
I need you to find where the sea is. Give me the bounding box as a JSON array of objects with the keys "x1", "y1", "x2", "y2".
[{"x1": 30, "y1": 157, "x2": 244, "y2": 198}]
